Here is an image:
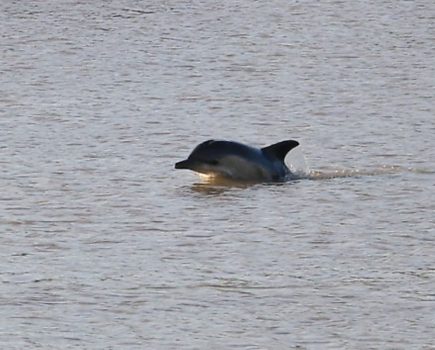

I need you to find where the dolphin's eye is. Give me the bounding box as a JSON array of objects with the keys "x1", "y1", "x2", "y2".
[{"x1": 207, "y1": 160, "x2": 219, "y2": 166}]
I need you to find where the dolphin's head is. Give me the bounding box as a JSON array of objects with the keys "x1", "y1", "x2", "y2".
[{"x1": 175, "y1": 140, "x2": 233, "y2": 178}]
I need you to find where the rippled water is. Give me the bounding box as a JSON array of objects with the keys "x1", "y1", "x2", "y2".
[{"x1": 1, "y1": 1, "x2": 435, "y2": 349}]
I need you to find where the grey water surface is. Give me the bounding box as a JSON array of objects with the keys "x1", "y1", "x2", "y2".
[{"x1": 1, "y1": 1, "x2": 435, "y2": 349}]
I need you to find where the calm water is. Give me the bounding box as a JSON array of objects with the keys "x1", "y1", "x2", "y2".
[{"x1": 1, "y1": 1, "x2": 435, "y2": 349}]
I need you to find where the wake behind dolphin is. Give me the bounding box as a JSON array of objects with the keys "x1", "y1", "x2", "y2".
[{"x1": 175, "y1": 139, "x2": 300, "y2": 182}]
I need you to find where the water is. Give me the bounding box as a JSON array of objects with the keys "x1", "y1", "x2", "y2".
[{"x1": 1, "y1": 1, "x2": 435, "y2": 349}]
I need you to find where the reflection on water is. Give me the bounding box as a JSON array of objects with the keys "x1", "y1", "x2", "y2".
[
  {"x1": 186, "y1": 164, "x2": 411, "y2": 190},
  {"x1": 2, "y1": 0, "x2": 435, "y2": 349},
  {"x1": 190, "y1": 182, "x2": 251, "y2": 195}
]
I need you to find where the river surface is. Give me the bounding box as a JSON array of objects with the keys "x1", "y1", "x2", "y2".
[{"x1": 1, "y1": 1, "x2": 435, "y2": 349}]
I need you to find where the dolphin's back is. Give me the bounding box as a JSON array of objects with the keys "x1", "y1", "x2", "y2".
[
  {"x1": 202, "y1": 140, "x2": 292, "y2": 181},
  {"x1": 193, "y1": 140, "x2": 261, "y2": 160}
]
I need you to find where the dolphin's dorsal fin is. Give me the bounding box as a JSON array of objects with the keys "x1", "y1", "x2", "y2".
[{"x1": 261, "y1": 140, "x2": 299, "y2": 161}]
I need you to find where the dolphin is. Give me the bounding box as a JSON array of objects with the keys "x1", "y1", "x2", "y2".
[{"x1": 175, "y1": 139, "x2": 300, "y2": 182}]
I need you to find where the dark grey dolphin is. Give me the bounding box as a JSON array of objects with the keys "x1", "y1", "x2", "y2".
[{"x1": 175, "y1": 139, "x2": 299, "y2": 182}]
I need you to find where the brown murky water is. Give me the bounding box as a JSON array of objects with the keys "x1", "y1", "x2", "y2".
[{"x1": 1, "y1": 1, "x2": 435, "y2": 349}]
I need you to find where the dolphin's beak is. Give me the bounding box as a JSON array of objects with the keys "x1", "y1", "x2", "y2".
[{"x1": 175, "y1": 159, "x2": 193, "y2": 170}]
